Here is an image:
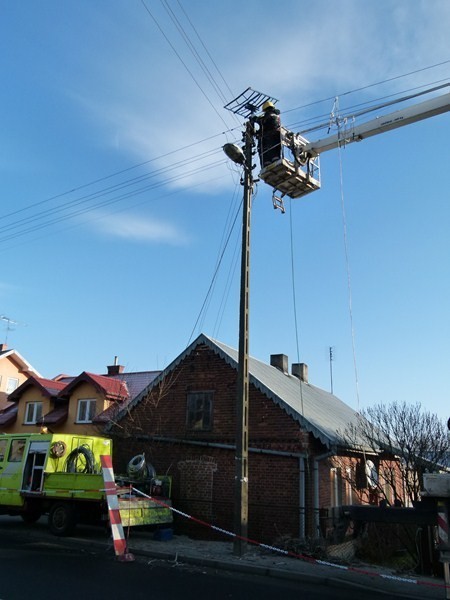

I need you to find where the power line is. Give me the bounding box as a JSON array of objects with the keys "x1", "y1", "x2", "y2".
[
  {"x1": 2, "y1": 67, "x2": 448, "y2": 247},
  {"x1": 284, "y1": 59, "x2": 450, "y2": 117},
  {"x1": 140, "y1": 0, "x2": 234, "y2": 132}
]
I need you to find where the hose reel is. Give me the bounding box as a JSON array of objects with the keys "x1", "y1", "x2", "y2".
[{"x1": 127, "y1": 454, "x2": 156, "y2": 481}]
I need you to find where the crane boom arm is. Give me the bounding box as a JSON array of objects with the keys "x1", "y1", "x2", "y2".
[{"x1": 302, "y1": 92, "x2": 450, "y2": 156}]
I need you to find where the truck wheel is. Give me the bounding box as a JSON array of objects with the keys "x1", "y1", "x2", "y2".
[{"x1": 49, "y1": 503, "x2": 76, "y2": 536}]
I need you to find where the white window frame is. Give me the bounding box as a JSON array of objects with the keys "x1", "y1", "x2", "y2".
[
  {"x1": 6, "y1": 377, "x2": 19, "y2": 394},
  {"x1": 344, "y1": 467, "x2": 353, "y2": 505},
  {"x1": 76, "y1": 399, "x2": 96, "y2": 423},
  {"x1": 24, "y1": 401, "x2": 43, "y2": 425},
  {"x1": 330, "y1": 467, "x2": 341, "y2": 507}
]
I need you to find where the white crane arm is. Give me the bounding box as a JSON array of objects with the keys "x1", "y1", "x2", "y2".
[{"x1": 302, "y1": 92, "x2": 450, "y2": 156}]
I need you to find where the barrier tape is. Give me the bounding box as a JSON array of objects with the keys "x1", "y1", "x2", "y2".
[
  {"x1": 130, "y1": 486, "x2": 450, "y2": 593},
  {"x1": 2, "y1": 478, "x2": 448, "y2": 590}
]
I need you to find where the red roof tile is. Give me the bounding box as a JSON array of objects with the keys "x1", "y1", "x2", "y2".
[
  {"x1": 7, "y1": 376, "x2": 67, "y2": 402},
  {"x1": 58, "y1": 372, "x2": 129, "y2": 402}
]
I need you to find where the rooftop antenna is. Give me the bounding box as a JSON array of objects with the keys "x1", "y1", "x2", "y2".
[{"x1": 0, "y1": 315, "x2": 26, "y2": 345}]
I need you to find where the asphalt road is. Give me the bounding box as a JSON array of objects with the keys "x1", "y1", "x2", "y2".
[{"x1": 0, "y1": 520, "x2": 409, "y2": 600}]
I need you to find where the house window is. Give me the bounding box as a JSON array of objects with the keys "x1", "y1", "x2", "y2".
[
  {"x1": 186, "y1": 391, "x2": 213, "y2": 431},
  {"x1": 344, "y1": 467, "x2": 353, "y2": 505},
  {"x1": 330, "y1": 467, "x2": 342, "y2": 507},
  {"x1": 24, "y1": 401, "x2": 43, "y2": 425},
  {"x1": 76, "y1": 399, "x2": 96, "y2": 423},
  {"x1": 6, "y1": 377, "x2": 19, "y2": 394}
]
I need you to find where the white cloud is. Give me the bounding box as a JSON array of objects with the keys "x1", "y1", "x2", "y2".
[
  {"x1": 92, "y1": 212, "x2": 190, "y2": 245},
  {"x1": 67, "y1": 1, "x2": 450, "y2": 191}
]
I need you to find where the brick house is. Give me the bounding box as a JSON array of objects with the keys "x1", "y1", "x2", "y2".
[{"x1": 107, "y1": 334, "x2": 392, "y2": 543}]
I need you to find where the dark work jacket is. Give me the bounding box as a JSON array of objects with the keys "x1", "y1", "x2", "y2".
[{"x1": 257, "y1": 107, "x2": 281, "y2": 164}]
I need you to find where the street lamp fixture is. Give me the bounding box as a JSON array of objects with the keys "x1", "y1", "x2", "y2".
[{"x1": 223, "y1": 143, "x2": 245, "y2": 165}]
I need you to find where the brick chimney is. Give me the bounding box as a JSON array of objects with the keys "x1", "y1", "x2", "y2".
[
  {"x1": 270, "y1": 354, "x2": 289, "y2": 374},
  {"x1": 292, "y1": 363, "x2": 308, "y2": 383},
  {"x1": 0, "y1": 343, "x2": 7, "y2": 352},
  {"x1": 107, "y1": 356, "x2": 124, "y2": 376}
]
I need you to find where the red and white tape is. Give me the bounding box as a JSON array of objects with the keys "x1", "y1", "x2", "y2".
[{"x1": 131, "y1": 486, "x2": 450, "y2": 593}]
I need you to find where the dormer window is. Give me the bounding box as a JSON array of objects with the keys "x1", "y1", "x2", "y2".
[
  {"x1": 24, "y1": 401, "x2": 43, "y2": 425},
  {"x1": 76, "y1": 399, "x2": 96, "y2": 423}
]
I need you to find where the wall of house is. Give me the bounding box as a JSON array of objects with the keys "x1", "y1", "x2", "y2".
[
  {"x1": 58, "y1": 382, "x2": 109, "y2": 436},
  {"x1": 0, "y1": 356, "x2": 31, "y2": 410},
  {"x1": 2, "y1": 387, "x2": 50, "y2": 433},
  {"x1": 112, "y1": 343, "x2": 327, "y2": 543}
]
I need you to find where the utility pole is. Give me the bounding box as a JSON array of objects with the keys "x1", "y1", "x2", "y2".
[
  {"x1": 223, "y1": 88, "x2": 277, "y2": 557},
  {"x1": 233, "y1": 120, "x2": 254, "y2": 556}
]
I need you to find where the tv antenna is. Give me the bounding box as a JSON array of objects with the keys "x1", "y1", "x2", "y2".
[{"x1": 0, "y1": 315, "x2": 26, "y2": 344}]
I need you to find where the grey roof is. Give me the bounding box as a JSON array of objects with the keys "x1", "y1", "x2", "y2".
[
  {"x1": 211, "y1": 336, "x2": 362, "y2": 448},
  {"x1": 107, "y1": 371, "x2": 161, "y2": 400},
  {"x1": 109, "y1": 334, "x2": 362, "y2": 449}
]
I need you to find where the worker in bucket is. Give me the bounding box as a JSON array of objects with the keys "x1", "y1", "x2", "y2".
[{"x1": 257, "y1": 100, "x2": 281, "y2": 167}]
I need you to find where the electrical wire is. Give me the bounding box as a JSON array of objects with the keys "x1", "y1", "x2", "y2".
[
  {"x1": 288, "y1": 198, "x2": 304, "y2": 417},
  {"x1": 175, "y1": 0, "x2": 235, "y2": 100},
  {"x1": 0, "y1": 156, "x2": 228, "y2": 246},
  {"x1": 1, "y1": 68, "x2": 448, "y2": 250},
  {"x1": 140, "y1": 0, "x2": 234, "y2": 133},
  {"x1": 284, "y1": 59, "x2": 450, "y2": 117},
  {"x1": 186, "y1": 190, "x2": 243, "y2": 346},
  {"x1": 336, "y1": 117, "x2": 361, "y2": 412}
]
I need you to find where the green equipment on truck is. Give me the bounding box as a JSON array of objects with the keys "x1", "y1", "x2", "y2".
[{"x1": 0, "y1": 432, "x2": 172, "y2": 535}]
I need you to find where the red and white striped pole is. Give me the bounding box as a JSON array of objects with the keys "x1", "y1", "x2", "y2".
[
  {"x1": 437, "y1": 500, "x2": 450, "y2": 599},
  {"x1": 100, "y1": 455, "x2": 134, "y2": 562}
]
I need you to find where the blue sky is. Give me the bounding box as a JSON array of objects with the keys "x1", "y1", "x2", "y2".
[{"x1": 1, "y1": 0, "x2": 449, "y2": 422}]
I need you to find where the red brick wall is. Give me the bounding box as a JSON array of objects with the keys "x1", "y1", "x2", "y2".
[{"x1": 111, "y1": 343, "x2": 329, "y2": 542}]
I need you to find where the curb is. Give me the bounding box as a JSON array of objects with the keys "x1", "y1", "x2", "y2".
[{"x1": 125, "y1": 544, "x2": 436, "y2": 600}]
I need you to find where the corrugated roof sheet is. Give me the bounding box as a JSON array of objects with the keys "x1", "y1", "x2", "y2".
[
  {"x1": 209, "y1": 337, "x2": 361, "y2": 448},
  {"x1": 103, "y1": 371, "x2": 160, "y2": 400},
  {"x1": 109, "y1": 333, "x2": 363, "y2": 449}
]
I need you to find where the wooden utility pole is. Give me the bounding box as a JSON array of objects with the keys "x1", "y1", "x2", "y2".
[{"x1": 233, "y1": 120, "x2": 254, "y2": 557}]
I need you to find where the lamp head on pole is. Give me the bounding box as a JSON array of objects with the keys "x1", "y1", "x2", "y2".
[{"x1": 223, "y1": 143, "x2": 245, "y2": 165}]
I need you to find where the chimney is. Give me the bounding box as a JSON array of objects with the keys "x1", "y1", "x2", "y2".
[
  {"x1": 0, "y1": 343, "x2": 7, "y2": 352},
  {"x1": 270, "y1": 354, "x2": 289, "y2": 374},
  {"x1": 292, "y1": 363, "x2": 308, "y2": 383},
  {"x1": 107, "y1": 356, "x2": 124, "y2": 376}
]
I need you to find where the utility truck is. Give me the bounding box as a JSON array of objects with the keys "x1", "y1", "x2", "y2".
[{"x1": 0, "y1": 432, "x2": 172, "y2": 535}]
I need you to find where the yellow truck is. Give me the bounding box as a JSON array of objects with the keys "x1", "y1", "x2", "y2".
[{"x1": 0, "y1": 432, "x2": 172, "y2": 535}]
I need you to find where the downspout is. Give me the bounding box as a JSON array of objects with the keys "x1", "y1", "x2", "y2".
[
  {"x1": 313, "y1": 450, "x2": 334, "y2": 539},
  {"x1": 299, "y1": 456, "x2": 305, "y2": 539}
]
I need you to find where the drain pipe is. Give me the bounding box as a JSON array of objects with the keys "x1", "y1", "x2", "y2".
[
  {"x1": 299, "y1": 456, "x2": 305, "y2": 539},
  {"x1": 313, "y1": 450, "x2": 334, "y2": 538}
]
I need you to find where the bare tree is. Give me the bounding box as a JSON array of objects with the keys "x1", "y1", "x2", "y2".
[{"x1": 341, "y1": 401, "x2": 449, "y2": 505}]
